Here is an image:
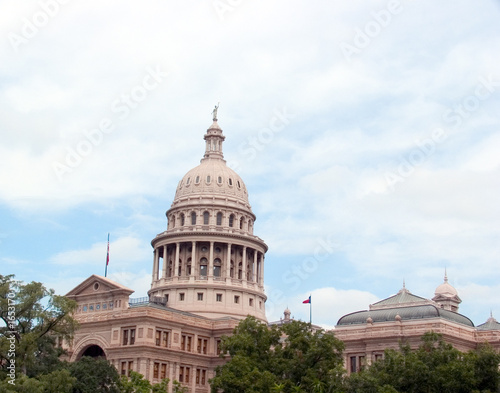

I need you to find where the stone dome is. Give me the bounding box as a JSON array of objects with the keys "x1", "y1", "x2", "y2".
[
  {"x1": 171, "y1": 119, "x2": 252, "y2": 210},
  {"x1": 174, "y1": 159, "x2": 249, "y2": 205},
  {"x1": 434, "y1": 274, "x2": 458, "y2": 298}
]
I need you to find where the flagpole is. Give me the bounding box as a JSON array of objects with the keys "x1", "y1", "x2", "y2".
[
  {"x1": 309, "y1": 295, "x2": 312, "y2": 325},
  {"x1": 105, "y1": 233, "x2": 109, "y2": 277}
]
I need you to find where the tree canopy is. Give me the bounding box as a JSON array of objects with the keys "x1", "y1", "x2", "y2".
[{"x1": 210, "y1": 316, "x2": 345, "y2": 393}]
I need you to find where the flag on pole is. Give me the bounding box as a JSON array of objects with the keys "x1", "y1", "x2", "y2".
[
  {"x1": 303, "y1": 295, "x2": 312, "y2": 324},
  {"x1": 105, "y1": 233, "x2": 110, "y2": 277}
]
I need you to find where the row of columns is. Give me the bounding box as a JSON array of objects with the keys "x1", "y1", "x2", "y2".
[{"x1": 152, "y1": 241, "x2": 264, "y2": 284}]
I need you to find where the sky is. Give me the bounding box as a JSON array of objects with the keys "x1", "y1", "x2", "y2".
[{"x1": 1, "y1": 0, "x2": 499, "y2": 330}]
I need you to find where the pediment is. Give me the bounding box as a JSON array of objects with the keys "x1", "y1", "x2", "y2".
[{"x1": 66, "y1": 274, "x2": 134, "y2": 298}]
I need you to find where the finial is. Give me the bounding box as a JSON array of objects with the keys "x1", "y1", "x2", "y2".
[
  {"x1": 444, "y1": 267, "x2": 448, "y2": 283},
  {"x1": 212, "y1": 102, "x2": 220, "y2": 121},
  {"x1": 403, "y1": 278, "x2": 405, "y2": 289}
]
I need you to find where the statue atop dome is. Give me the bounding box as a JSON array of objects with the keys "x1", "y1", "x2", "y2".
[{"x1": 212, "y1": 102, "x2": 219, "y2": 121}]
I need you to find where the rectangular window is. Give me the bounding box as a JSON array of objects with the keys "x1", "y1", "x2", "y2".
[
  {"x1": 350, "y1": 356, "x2": 357, "y2": 373},
  {"x1": 181, "y1": 334, "x2": 192, "y2": 351},
  {"x1": 179, "y1": 293, "x2": 185, "y2": 301},
  {"x1": 153, "y1": 362, "x2": 159, "y2": 379},
  {"x1": 162, "y1": 331, "x2": 169, "y2": 347},
  {"x1": 360, "y1": 356, "x2": 366, "y2": 371},
  {"x1": 160, "y1": 363, "x2": 167, "y2": 379},
  {"x1": 197, "y1": 293, "x2": 203, "y2": 301},
  {"x1": 249, "y1": 298, "x2": 253, "y2": 306},
  {"x1": 155, "y1": 330, "x2": 161, "y2": 346},
  {"x1": 216, "y1": 339, "x2": 222, "y2": 355},
  {"x1": 197, "y1": 337, "x2": 208, "y2": 354},
  {"x1": 201, "y1": 369, "x2": 206, "y2": 385},
  {"x1": 216, "y1": 293, "x2": 222, "y2": 302},
  {"x1": 213, "y1": 265, "x2": 221, "y2": 277},
  {"x1": 155, "y1": 330, "x2": 169, "y2": 347},
  {"x1": 121, "y1": 362, "x2": 127, "y2": 376},
  {"x1": 179, "y1": 366, "x2": 190, "y2": 383},
  {"x1": 122, "y1": 328, "x2": 136, "y2": 345},
  {"x1": 128, "y1": 361, "x2": 133, "y2": 376},
  {"x1": 234, "y1": 295, "x2": 240, "y2": 304}
]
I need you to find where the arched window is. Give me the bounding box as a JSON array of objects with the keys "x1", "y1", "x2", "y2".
[
  {"x1": 206, "y1": 175, "x2": 211, "y2": 184},
  {"x1": 238, "y1": 262, "x2": 242, "y2": 280},
  {"x1": 186, "y1": 177, "x2": 191, "y2": 185},
  {"x1": 248, "y1": 220, "x2": 252, "y2": 232},
  {"x1": 230, "y1": 261, "x2": 234, "y2": 278},
  {"x1": 171, "y1": 215, "x2": 176, "y2": 228},
  {"x1": 200, "y1": 258, "x2": 208, "y2": 277},
  {"x1": 213, "y1": 258, "x2": 222, "y2": 277},
  {"x1": 239, "y1": 217, "x2": 244, "y2": 229},
  {"x1": 228, "y1": 178, "x2": 233, "y2": 186},
  {"x1": 217, "y1": 176, "x2": 223, "y2": 184},
  {"x1": 216, "y1": 212, "x2": 222, "y2": 226},
  {"x1": 195, "y1": 175, "x2": 200, "y2": 184},
  {"x1": 168, "y1": 261, "x2": 173, "y2": 277},
  {"x1": 187, "y1": 257, "x2": 192, "y2": 276},
  {"x1": 180, "y1": 213, "x2": 185, "y2": 226},
  {"x1": 178, "y1": 259, "x2": 182, "y2": 276},
  {"x1": 229, "y1": 214, "x2": 234, "y2": 227},
  {"x1": 203, "y1": 211, "x2": 209, "y2": 225},
  {"x1": 191, "y1": 212, "x2": 196, "y2": 225}
]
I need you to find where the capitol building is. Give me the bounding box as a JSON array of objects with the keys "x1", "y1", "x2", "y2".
[{"x1": 65, "y1": 113, "x2": 500, "y2": 391}]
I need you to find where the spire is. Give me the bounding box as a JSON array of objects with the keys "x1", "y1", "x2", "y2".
[{"x1": 202, "y1": 104, "x2": 225, "y2": 161}]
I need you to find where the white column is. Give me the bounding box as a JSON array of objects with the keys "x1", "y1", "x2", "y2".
[
  {"x1": 162, "y1": 245, "x2": 168, "y2": 278},
  {"x1": 191, "y1": 241, "x2": 196, "y2": 277},
  {"x1": 152, "y1": 249, "x2": 159, "y2": 281},
  {"x1": 226, "y1": 243, "x2": 232, "y2": 279},
  {"x1": 259, "y1": 254, "x2": 265, "y2": 285},
  {"x1": 242, "y1": 246, "x2": 247, "y2": 282},
  {"x1": 174, "y1": 243, "x2": 180, "y2": 277},
  {"x1": 208, "y1": 241, "x2": 214, "y2": 277},
  {"x1": 253, "y1": 250, "x2": 257, "y2": 283}
]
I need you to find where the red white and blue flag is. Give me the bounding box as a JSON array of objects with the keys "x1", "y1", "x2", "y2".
[{"x1": 303, "y1": 295, "x2": 311, "y2": 304}]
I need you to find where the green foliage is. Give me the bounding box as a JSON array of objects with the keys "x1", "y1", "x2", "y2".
[
  {"x1": 0, "y1": 274, "x2": 78, "y2": 377},
  {"x1": 69, "y1": 356, "x2": 121, "y2": 393},
  {"x1": 210, "y1": 316, "x2": 345, "y2": 393},
  {"x1": 344, "y1": 332, "x2": 500, "y2": 393}
]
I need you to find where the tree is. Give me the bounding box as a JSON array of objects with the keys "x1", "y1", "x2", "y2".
[
  {"x1": 210, "y1": 316, "x2": 345, "y2": 393},
  {"x1": 0, "y1": 274, "x2": 78, "y2": 377},
  {"x1": 68, "y1": 356, "x2": 122, "y2": 393},
  {"x1": 344, "y1": 332, "x2": 500, "y2": 393}
]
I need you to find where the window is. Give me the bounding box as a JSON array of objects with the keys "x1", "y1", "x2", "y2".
[
  {"x1": 122, "y1": 328, "x2": 136, "y2": 345},
  {"x1": 214, "y1": 258, "x2": 221, "y2": 277},
  {"x1": 179, "y1": 366, "x2": 190, "y2": 383},
  {"x1": 195, "y1": 175, "x2": 200, "y2": 184},
  {"x1": 228, "y1": 178, "x2": 233, "y2": 186},
  {"x1": 181, "y1": 335, "x2": 192, "y2": 351},
  {"x1": 197, "y1": 337, "x2": 208, "y2": 354},
  {"x1": 179, "y1": 293, "x2": 185, "y2": 301},
  {"x1": 350, "y1": 356, "x2": 357, "y2": 373},
  {"x1": 249, "y1": 298, "x2": 254, "y2": 307},
  {"x1": 196, "y1": 369, "x2": 207, "y2": 385},
  {"x1": 216, "y1": 212, "x2": 222, "y2": 226},
  {"x1": 93, "y1": 282, "x2": 100, "y2": 291},
  {"x1": 203, "y1": 211, "x2": 209, "y2": 225},
  {"x1": 234, "y1": 295, "x2": 240, "y2": 304},
  {"x1": 216, "y1": 339, "x2": 222, "y2": 355},
  {"x1": 155, "y1": 330, "x2": 169, "y2": 347},
  {"x1": 217, "y1": 176, "x2": 222, "y2": 184},
  {"x1": 180, "y1": 213, "x2": 185, "y2": 226},
  {"x1": 186, "y1": 177, "x2": 191, "y2": 185},
  {"x1": 360, "y1": 356, "x2": 366, "y2": 371},
  {"x1": 200, "y1": 258, "x2": 208, "y2": 277},
  {"x1": 191, "y1": 212, "x2": 196, "y2": 225},
  {"x1": 89, "y1": 305, "x2": 94, "y2": 311},
  {"x1": 240, "y1": 217, "x2": 244, "y2": 229},
  {"x1": 160, "y1": 363, "x2": 167, "y2": 379},
  {"x1": 83, "y1": 305, "x2": 88, "y2": 312},
  {"x1": 197, "y1": 293, "x2": 203, "y2": 301},
  {"x1": 153, "y1": 362, "x2": 159, "y2": 379},
  {"x1": 122, "y1": 361, "x2": 133, "y2": 376},
  {"x1": 229, "y1": 214, "x2": 234, "y2": 227},
  {"x1": 237, "y1": 180, "x2": 241, "y2": 189},
  {"x1": 216, "y1": 293, "x2": 222, "y2": 302},
  {"x1": 206, "y1": 175, "x2": 211, "y2": 183}
]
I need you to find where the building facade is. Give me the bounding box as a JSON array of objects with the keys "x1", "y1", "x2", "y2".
[
  {"x1": 334, "y1": 275, "x2": 500, "y2": 374},
  {"x1": 65, "y1": 115, "x2": 268, "y2": 392}
]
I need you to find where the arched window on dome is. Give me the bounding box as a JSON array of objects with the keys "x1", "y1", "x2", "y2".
[
  {"x1": 206, "y1": 175, "x2": 211, "y2": 184},
  {"x1": 180, "y1": 213, "x2": 185, "y2": 226},
  {"x1": 187, "y1": 257, "x2": 192, "y2": 276},
  {"x1": 229, "y1": 214, "x2": 234, "y2": 227},
  {"x1": 240, "y1": 217, "x2": 244, "y2": 229},
  {"x1": 186, "y1": 177, "x2": 191, "y2": 185},
  {"x1": 178, "y1": 259, "x2": 182, "y2": 276},
  {"x1": 248, "y1": 220, "x2": 252, "y2": 233},
  {"x1": 191, "y1": 212, "x2": 197, "y2": 225},
  {"x1": 238, "y1": 262, "x2": 242, "y2": 280},
  {"x1": 213, "y1": 258, "x2": 221, "y2": 277},
  {"x1": 228, "y1": 178, "x2": 233, "y2": 186},
  {"x1": 195, "y1": 175, "x2": 200, "y2": 184},
  {"x1": 230, "y1": 261, "x2": 234, "y2": 278},
  {"x1": 236, "y1": 180, "x2": 241, "y2": 189},
  {"x1": 203, "y1": 211, "x2": 209, "y2": 225},
  {"x1": 200, "y1": 258, "x2": 208, "y2": 278},
  {"x1": 216, "y1": 212, "x2": 222, "y2": 226},
  {"x1": 168, "y1": 261, "x2": 173, "y2": 277},
  {"x1": 217, "y1": 176, "x2": 223, "y2": 184},
  {"x1": 171, "y1": 215, "x2": 176, "y2": 228}
]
